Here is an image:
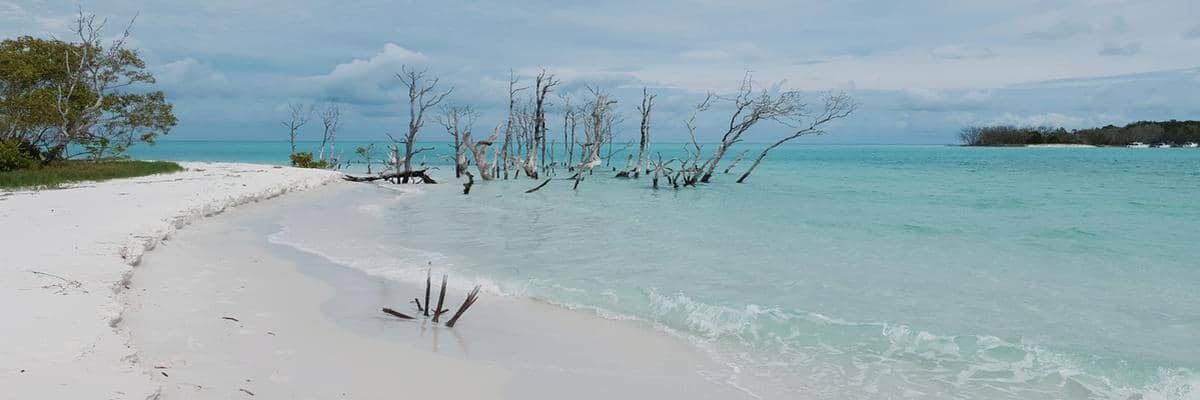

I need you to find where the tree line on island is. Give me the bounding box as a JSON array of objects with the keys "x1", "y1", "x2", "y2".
[
  {"x1": 289, "y1": 67, "x2": 858, "y2": 191},
  {"x1": 958, "y1": 121, "x2": 1200, "y2": 147}
]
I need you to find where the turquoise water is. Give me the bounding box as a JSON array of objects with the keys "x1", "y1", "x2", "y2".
[{"x1": 153, "y1": 142, "x2": 1200, "y2": 399}]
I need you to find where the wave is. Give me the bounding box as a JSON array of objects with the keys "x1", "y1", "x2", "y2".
[
  {"x1": 639, "y1": 290, "x2": 1197, "y2": 400},
  {"x1": 267, "y1": 224, "x2": 512, "y2": 297},
  {"x1": 267, "y1": 222, "x2": 1197, "y2": 400}
]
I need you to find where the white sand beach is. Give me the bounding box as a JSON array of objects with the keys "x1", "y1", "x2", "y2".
[
  {"x1": 0, "y1": 162, "x2": 339, "y2": 399},
  {"x1": 1, "y1": 163, "x2": 766, "y2": 399}
]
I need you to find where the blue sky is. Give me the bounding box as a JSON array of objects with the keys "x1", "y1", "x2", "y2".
[{"x1": 3, "y1": 0, "x2": 1199, "y2": 144}]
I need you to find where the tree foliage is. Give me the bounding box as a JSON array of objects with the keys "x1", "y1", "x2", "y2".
[
  {"x1": 0, "y1": 12, "x2": 175, "y2": 163},
  {"x1": 959, "y1": 121, "x2": 1200, "y2": 146}
]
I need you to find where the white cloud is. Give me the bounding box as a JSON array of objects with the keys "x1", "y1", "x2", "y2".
[
  {"x1": 153, "y1": 57, "x2": 234, "y2": 97},
  {"x1": 304, "y1": 43, "x2": 428, "y2": 105}
]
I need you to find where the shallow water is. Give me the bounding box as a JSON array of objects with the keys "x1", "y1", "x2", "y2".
[{"x1": 166, "y1": 142, "x2": 1200, "y2": 399}]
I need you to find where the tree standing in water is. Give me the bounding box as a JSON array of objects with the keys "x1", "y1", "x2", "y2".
[{"x1": 396, "y1": 66, "x2": 452, "y2": 183}]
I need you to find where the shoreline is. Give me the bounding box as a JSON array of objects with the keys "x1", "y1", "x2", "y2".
[
  {"x1": 0, "y1": 162, "x2": 340, "y2": 399},
  {"x1": 122, "y1": 182, "x2": 772, "y2": 399}
]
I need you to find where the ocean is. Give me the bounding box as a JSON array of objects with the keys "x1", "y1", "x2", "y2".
[{"x1": 139, "y1": 141, "x2": 1200, "y2": 399}]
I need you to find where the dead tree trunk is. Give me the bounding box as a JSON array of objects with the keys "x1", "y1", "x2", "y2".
[
  {"x1": 523, "y1": 70, "x2": 559, "y2": 179},
  {"x1": 464, "y1": 124, "x2": 501, "y2": 180},
  {"x1": 343, "y1": 170, "x2": 437, "y2": 184},
  {"x1": 500, "y1": 71, "x2": 526, "y2": 180},
  {"x1": 723, "y1": 149, "x2": 749, "y2": 174},
  {"x1": 633, "y1": 88, "x2": 655, "y2": 178},
  {"x1": 462, "y1": 171, "x2": 475, "y2": 194}
]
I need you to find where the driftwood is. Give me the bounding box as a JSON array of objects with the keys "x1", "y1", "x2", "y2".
[
  {"x1": 423, "y1": 270, "x2": 432, "y2": 317},
  {"x1": 432, "y1": 275, "x2": 448, "y2": 323},
  {"x1": 445, "y1": 285, "x2": 482, "y2": 328},
  {"x1": 382, "y1": 274, "x2": 482, "y2": 328},
  {"x1": 524, "y1": 178, "x2": 552, "y2": 193},
  {"x1": 382, "y1": 307, "x2": 415, "y2": 319},
  {"x1": 343, "y1": 169, "x2": 437, "y2": 184}
]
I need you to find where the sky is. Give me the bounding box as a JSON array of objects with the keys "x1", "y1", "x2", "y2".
[{"x1": 2, "y1": 0, "x2": 1199, "y2": 144}]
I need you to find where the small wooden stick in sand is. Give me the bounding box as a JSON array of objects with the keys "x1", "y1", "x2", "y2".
[
  {"x1": 381, "y1": 307, "x2": 415, "y2": 320},
  {"x1": 432, "y1": 275, "x2": 448, "y2": 323},
  {"x1": 445, "y1": 285, "x2": 482, "y2": 328}
]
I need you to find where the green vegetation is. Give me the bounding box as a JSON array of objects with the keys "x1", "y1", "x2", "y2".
[
  {"x1": 0, "y1": 11, "x2": 181, "y2": 190},
  {"x1": 0, "y1": 13, "x2": 175, "y2": 163},
  {"x1": 289, "y1": 152, "x2": 328, "y2": 169},
  {"x1": 0, "y1": 139, "x2": 36, "y2": 171},
  {"x1": 959, "y1": 120, "x2": 1200, "y2": 146},
  {"x1": 0, "y1": 160, "x2": 183, "y2": 189}
]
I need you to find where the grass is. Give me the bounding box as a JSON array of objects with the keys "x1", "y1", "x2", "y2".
[{"x1": 0, "y1": 160, "x2": 184, "y2": 190}]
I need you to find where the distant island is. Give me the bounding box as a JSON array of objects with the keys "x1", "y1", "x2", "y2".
[{"x1": 958, "y1": 120, "x2": 1200, "y2": 147}]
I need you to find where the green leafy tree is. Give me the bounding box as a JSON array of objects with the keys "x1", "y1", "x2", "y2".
[
  {"x1": 0, "y1": 10, "x2": 175, "y2": 162},
  {"x1": 354, "y1": 143, "x2": 379, "y2": 174}
]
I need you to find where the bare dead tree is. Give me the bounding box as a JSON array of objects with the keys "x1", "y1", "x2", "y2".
[
  {"x1": 500, "y1": 70, "x2": 527, "y2": 179},
  {"x1": 571, "y1": 87, "x2": 616, "y2": 189},
  {"x1": 633, "y1": 87, "x2": 655, "y2": 178},
  {"x1": 559, "y1": 94, "x2": 574, "y2": 167},
  {"x1": 649, "y1": 153, "x2": 676, "y2": 189},
  {"x1": 678, "y1": 94, "x2": 712, "y2": 185},
  {"x1": 281, "y1": 102, "x2": 311, "y2": 155},
  {"x1": 519, "y1": 70, "x2": 559, "y2": 179},
  {"x1": 507, "y1": 101, "x2": 535, "y2": 176},
  {"x1": 318, "y1": 99, "x2": 342, "y2": 165},
  {"x1": 602, "y1": 113, "x2": 626, "y2": 167},
  {"x1": 698, "y1": 73, "x2": 805, "y2": 183},
  {"x1": 736, "y1": 92, "x2": 856, "y2": 183},
  {"x1": 397, "y1": 66, "x2": 452, "y2": 183},
  {"x1": 437, "y1": 104, "x2": 479, "y2": 179}
]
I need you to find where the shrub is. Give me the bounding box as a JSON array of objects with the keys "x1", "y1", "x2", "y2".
[
  {"x1": 289, "y1": 152, "x2": 328, "y2": 169},
  {"x1": 0, "y1": 139, "x2": 35, "y2": 171}
]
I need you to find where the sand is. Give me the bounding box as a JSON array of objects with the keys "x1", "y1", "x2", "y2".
[
  {"x1": 2, "y1": 163, "x2": 769, "y2": 399},
  {"x1": 0, "y1": 162, "x2": 340, "y2": 399},
  {"x1": 121, "y1": 184, "x2": 768, "y2": 399}
]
